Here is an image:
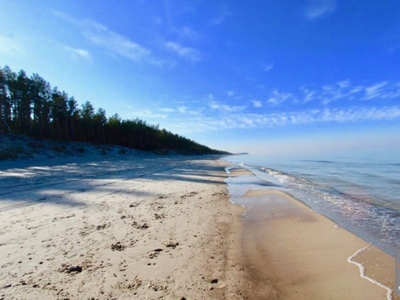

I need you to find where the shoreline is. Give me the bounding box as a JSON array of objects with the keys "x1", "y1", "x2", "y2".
[
  {"x1": 224, "y1": 156, "x2": 400, "y2": 258},
  {"x1": 1, "y1": 155, "x2": 398, "y2": 299},
  {"x1": 226, "y1": 166, "x2": 398, "y2": 300}
]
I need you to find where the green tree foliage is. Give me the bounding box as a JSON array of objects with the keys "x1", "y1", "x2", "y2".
[
  {"x1": 0, "y1": 65, "x2": 228, "y2": 155},
  {"x1": 0, "y1": 68, "x2": 9, "y2": 132},
  {"x1": 29, "y1": 73, "x2": 52, "y2": 137}
]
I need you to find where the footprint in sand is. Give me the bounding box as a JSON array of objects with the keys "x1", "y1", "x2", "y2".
[
  {"x1": 1, "y1": 262, "x2": 13, "y2": 268},
  {"x1": 154, "y1": 213, "x2": 166, "y2": 220},
  {"x1": 132, "y1": 221, "x2": 149, "y2": 230},
  {"x1": 111, "y1": 242, "x2": 126, "y2": 251},
  {"x1": 180, "y1": 191, "x2": 198, "y2": 199}
]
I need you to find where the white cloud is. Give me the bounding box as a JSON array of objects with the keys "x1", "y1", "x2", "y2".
[
  {"x1": 364, "y1": 81, "x2": 389, "y2": 100},
  {"x1": 305, "y1": 0, "x2": 337, "y2": 20},
  {"x1": 227, "y1": 90, "x2": 235, "y2": 96},
  {"x1": 64, "y1": 46, "x2": 91, "y2": 60},
  {"x1": 301, "y1": 88, "x2": 317, "y2": 103},
  {"x1": 176, "y1": 26, "x2": 200, "y2": 40},
  {"x1": 267, "y1": 89, "x2": 293, "y2": 105},
  {"x1": 319, "y1": 80, "x2": 364, "y2": 104},
  {"x1": 210, "y1": 7, "x2": 233, "y2": 26},
  {"x1": 83, "y1": 23, "x2": 150, "y2": 62},
  {"x1": 350, "y1": 86, "x2": 364, "y2": 94},
  {"x1": 161, "y1": 0, "x2": 201, "y2": 40},
  {"x1": 337, "y1": 80, "x2": 350, "y2": 88},
  {"x1": 262, "y1": 64, "x2": 274, "y2": 72},
  {"x1": 252, "y1": 100, "x2": 263, "y2": 108},
  {"x1": 149, "y1": 97, "x2": 400, "y2": 135},
  {"x1": 175, "y1": 106, "x2": 400, "y2": 133},
  {"x1": 366, "y1": 84, "x2": 400, "y2": 100},
  {"x1": 157, "y1": 106, "x2": 202, "y2": 116},
  {"x1": 320, "y1": 106, "x2": 400, "y2": 122},
  {"x1": 131, "y1": 109, "x2": 168, "y2": 119},
  {"x1": 278, "y1": 80, "x2": 400, "y2": 105},
  {"x1": 177, "y1": 106, "x2": 202, "y2": 115},
  {"x1": 54, "y1": 11, "x2": 164, "y2": 65},
  {"x1": 159, "y1": 107, "x2": 175, "y2": 113},
  {"x1": 160, "y1": 80, "x2": 400, "y2": 134},
  {"x1": 208, "y1": 99, "x2": 246, "y2": 112},
  {"x1": 53, "y1": 10, "x2": 79, "y2": 25},
  {"x1": 0, "y1": 35, "x2": 22, "y2": 56},
  {"x1": 165, "y1": 42, "x2": 201, "y2": 61}
]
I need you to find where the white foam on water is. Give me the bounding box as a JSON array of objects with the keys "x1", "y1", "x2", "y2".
[
  {"x1": 347, "y1": 245, "x2": 393, "y2": 300},
  {"x1": 225, "y1": 166, "x2": 233, "y2": 174}
]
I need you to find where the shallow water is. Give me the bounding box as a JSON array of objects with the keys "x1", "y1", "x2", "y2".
[{"x1": 224, "y1": 152, "x2": 400, "y2": 257}]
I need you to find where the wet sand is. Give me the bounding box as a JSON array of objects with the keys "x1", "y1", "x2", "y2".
[{"x1": 232, "y1": 168, "x2": 398, "y2": 300}]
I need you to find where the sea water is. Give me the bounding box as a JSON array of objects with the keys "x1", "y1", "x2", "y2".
[{"x1": 223, "y1": 151, "x2": 400, "y2": 257}]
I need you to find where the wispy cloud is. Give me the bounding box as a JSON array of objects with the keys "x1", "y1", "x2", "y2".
[
  {"x1": 53, "y1": 10, "x2": 79, "y2": 25},
  {"x1": 54, "y1": 11, "x2": 164, "y2": 65},
  {"x1": 165, "y1": 42, "x2": 201, "y2": 61},
  {"x1": 305, "y1": 0, "x2": 337, "y2": 20},
  {"x1": 320, "y1": 106, "x2": 400, "y2": 122},
  {"x1": 320, "y1": 80, "x2": 360, "y2": 104},
  {"x1": 208, "y1": 101, "x2": 246, "y2": 112},
  {"x1": 132, "y1": 78, "x2": 400, "y2": 135},
  {"x1": 337, "y1": 80, "x2": 350, "y2": 88},
  {"x1": 252, "y1": 100, "x2": 263, "y2": 108},
  {"x1": 210, "y1": 7, "x2": 233, "y2": 26},
  {"x1": 168, "y1": 106, "x2": 400, "y2": 134},
  {"x1": 296, "y1": 80, "x2": 400, "y2": 105},
  {"x1": 176, "y1": 106, "x2": 202, "y2": 115},
  {"x1": 129, "y1": 109, "x2": 168, "y2": 120},
  {"x1": 300, "y1": 87, "x2": 317, "y2": 103},
  {"x1": 138, "y1": 87, "x2": 400, "y2": 134},
  {"x1": 0, "y1": 35, "x2": 22, "y2": 56},
  {"x1": 83, "y1": 22, "x2": 150, "y2": 62},
  {"x1": 64, "y1": 45, "x2": 91, "y2": 60},
  {"x1": 364, "y1": 81, "x2": 389, "y2": 100},
  {"x1": 262, "y1": 63, "x2": 274, "y2": 72},
  {"x1": 175, "y1": 26, "x2": 201, "y2": 41},
  {"x1": 161, "y1": 0, "x2": 201, "y2": 41},
  {"x1": 159, "y1": 107, "x2": 175, "y2": 113},
  {"x1": 267, "y1": 89, "x2": 294, "y2": 106},
  {"x1": 208, "y1": 95, "x2": 246, "y2": 112}
]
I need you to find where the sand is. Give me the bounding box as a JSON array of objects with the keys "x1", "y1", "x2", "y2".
[
  {"x1": 233, "y1": 169, "x2": 398, "y2": 300},
  {"x1": 0, "y1": 155, "x2": 245, "y2": 299},
  {"x1": 1, "y1": 156, "x2": 398, "y2": 299}
]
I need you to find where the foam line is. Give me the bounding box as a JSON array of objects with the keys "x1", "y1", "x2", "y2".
[
  {"x1": 347, "y1": 245, "x2": 393, "y2": 300},
  {"x1": 225, "y1": 167, "x2": 232, "y2": 174}
]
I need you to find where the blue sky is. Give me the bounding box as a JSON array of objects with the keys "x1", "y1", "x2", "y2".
[{"x1": 1, "y1": 0, "x2": 400, "y2": 155}]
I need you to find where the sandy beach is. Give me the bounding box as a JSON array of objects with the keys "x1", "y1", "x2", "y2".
[
  {"x1": 0, "y1": 156, "x2": 398, "y2": 299},
  {"x1": 0, "y1": 155, "x2": 245, "y2": 299}
]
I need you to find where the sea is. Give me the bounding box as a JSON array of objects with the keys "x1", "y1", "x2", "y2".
[{"x1": 223, "y1": 150, "x2": 400, "y2": 257}]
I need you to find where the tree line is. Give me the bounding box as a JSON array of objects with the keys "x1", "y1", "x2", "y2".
[{"x1": 0, "y1": 65, "x2": 228, "y2": 155}]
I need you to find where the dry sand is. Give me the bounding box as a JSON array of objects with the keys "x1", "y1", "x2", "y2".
[{"x1": 0, "y1": 156, "x2": 245, "y2": 299}]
